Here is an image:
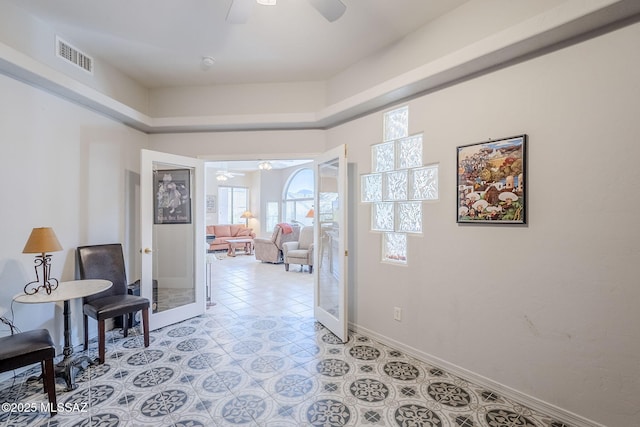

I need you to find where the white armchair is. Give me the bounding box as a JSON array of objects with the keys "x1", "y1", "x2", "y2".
[{"x1": 283, "y1": 226, "x2": 314, "y2": 273}]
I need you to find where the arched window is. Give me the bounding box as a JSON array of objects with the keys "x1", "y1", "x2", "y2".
[{"x1": 283, "y1": 168, "x2": 314, "y2": 226}]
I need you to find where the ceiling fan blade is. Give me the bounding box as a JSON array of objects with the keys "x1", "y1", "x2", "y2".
[
  {"x1": 227, "y1": 0, "x2": 254, "y2": 24},
  {"x1": 307, "y1": 0, "x2": 346, "y2": 22}
]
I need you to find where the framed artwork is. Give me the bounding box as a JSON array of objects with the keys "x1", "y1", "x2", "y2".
[
  {"x1": 457, "y1": 134, "x2": 527, "y2": 224},
  {"x1": 206, "y1": 195, "x2": 217, "y2": 214},
  {"x1": 154, "y1": 169, "x2": 192, "y2": 224}
]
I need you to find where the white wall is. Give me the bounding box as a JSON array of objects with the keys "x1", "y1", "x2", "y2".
[
  {"x1": 0, "y1": 74, "x2": 148, "y2": 354},
  {"x1": 326, "y1": 20, "x2": 640, "y2": 427},
  {"x1": 150, "y1": 82, "x2": 326, "y2": 117}
]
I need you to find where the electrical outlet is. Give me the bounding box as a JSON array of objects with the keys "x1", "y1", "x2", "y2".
[{"x1": 393, "y1": 307, "x2": 402, "y2": 321}]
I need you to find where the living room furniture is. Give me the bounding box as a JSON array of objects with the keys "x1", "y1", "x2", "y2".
[
  {"x1": 14, "y1": 279, "x2": 112, "y2": 390},
  {"x1": 254, "y1": 223, "x2": 300, "y2": 263},
  {"x1": 283, "y1": 226, "x2": 314, "y2": 273},
  {"x1": 0, "y1": 329, "x2": 57, "y2": 416},
  {"x1": 205, "y1": 224, "x2": 256, "y2": 251},
  {"x1": 76, "y1": 244, "x2": 150, "y2": 365},
  {"x1": 226, "y1": 238, "x2": 254, "y2": 256}
]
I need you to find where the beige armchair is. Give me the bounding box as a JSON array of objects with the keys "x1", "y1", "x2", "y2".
[
  {"x1": 283, "y1": 226, "x2": 314, "y2": 273},
  {"x1": 254, "y1": 223, "x2": 300, "y2": 263}
]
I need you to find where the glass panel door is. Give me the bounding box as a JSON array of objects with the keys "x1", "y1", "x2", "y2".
[
  {"x1": 314, "y1": 144, "x2": 348, "y2": 342},
  {"x1": 141, "y1": 149, "x2": 205, "y2": 330}
]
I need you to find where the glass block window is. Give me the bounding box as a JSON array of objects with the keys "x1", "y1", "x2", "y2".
[
  {"x1": 383, "y1": 106, "x2": 408, "y2": 142},
  {"x1": 361, "y1": 173, "x2": 382, "y2": 203},
  {"x1": 383, "y1": 232, "x2": 407, "y2": 263},
  {"x1": 372, "y1": 202, "x2": 394, "y2": 232},
  {"x1": 396, "y1": 202, "x2": 422, "y2": 234},
  {"x1": 372, "y1": 141, "x2": 395, "y2": 173},
  {"x1": 383, "y1": 170, "x2": 408, "y2": 201},
  {"x1": 397, "y1": 135, "x2": 423, "y2": 169},
  {"x1": 361, "y1": 105, "x2": 438, "y2": 265},
  {"x1": 409, "y1": 165, "x2": 439, "y2": 201}
]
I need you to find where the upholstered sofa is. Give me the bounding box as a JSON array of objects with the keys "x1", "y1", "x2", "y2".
[
  {"x1": 254, "y1": 223, "x2": 300, "y2": 263},
  {"x1": 206, "y1": 224, "x2": 255, "y2": 251}
]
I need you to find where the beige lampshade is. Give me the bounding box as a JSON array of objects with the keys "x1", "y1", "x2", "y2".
[
  {"x1": 305, "y1": 208, "x2": 315, "y2": 218},
  {"x1": 22, "y1": 227, "x2": 63, "y2": 254},
  {"x1": 240, "y1": 211, "x2": 253, "y2": 219}
]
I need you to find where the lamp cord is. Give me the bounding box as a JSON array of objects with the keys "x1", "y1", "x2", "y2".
[{"x1": 1, "y1": 300, "x2": 21, "y2": 335}]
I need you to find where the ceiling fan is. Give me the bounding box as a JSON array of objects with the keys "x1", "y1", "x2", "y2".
[
  {"x1": 216, "y1": 170, "x2": 245, "y2": 181},
  {"x1": 227, "y1": 0, "x2": 346, "y2": 24}
]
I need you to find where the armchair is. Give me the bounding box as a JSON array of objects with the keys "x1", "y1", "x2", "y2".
[
  {"x1": 254, "y1": 223, "x2": 300, "y2": 263},
  {"x1": 283, "y1": 226, "x2": 314, "y2": 273}
]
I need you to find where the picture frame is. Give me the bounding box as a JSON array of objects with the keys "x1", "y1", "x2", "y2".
[
  {"x1": 206, "y1": 195, "x2": 217, "y2": 214},
  {"x1": 154, "y1": 169, "x2": 192, "y2": 224},
  {"x1": 456, "y1": 134, "x2": 527, "y2": 224}
]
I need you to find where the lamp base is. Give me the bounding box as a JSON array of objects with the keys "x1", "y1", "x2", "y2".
[{"x1": 24, "y1": 254, "x2": 58, "y2": 295}]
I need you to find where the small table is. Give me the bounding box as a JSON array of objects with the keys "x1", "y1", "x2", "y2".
[
  {"x1": 226, "y1": 238, "x2": 254, "y2": 256},
  {"x1": 14, "y1": 279, "x2": 112, "y2": 391}
]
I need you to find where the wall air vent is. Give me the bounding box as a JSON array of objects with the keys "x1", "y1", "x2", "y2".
[{"x1": 56, "y1": 36, "x2": 93, "y2": 74}]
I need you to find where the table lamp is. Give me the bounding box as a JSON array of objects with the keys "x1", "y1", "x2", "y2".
[
  {"x1": 22, "y1": 227, "x2": 63, "y2": 295},
  {"x1": 240, "y1": 211, "x2": 253, "y2": 227}
]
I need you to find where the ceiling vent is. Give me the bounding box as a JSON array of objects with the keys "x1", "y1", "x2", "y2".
[{"x1": 56, "y1": 36, "x2": 93, "y2": 74}]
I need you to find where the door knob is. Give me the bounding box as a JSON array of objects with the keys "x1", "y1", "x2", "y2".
[{"x1": 144, "y1": 248, "x2": 152, "y2": 254}]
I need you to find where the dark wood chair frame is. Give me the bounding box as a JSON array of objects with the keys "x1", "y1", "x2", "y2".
[
  {"x1": 0, "y1": 329, "x2": 57, "y2": 416},
  {"x1": 77, "y1": 243, "x2": 150, "y2": 364}
]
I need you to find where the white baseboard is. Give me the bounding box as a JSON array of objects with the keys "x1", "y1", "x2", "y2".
[{"x1": 350, "y1": 322, "x2": 604, "y2": 427}]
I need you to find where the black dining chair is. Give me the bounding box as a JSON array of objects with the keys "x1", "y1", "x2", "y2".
[
  {"x1": 76, "y1": 243, "x2": 150, "y2": 364},
  {"x1": 0, "y1": 329, "x2": 57, "y2": 416}
]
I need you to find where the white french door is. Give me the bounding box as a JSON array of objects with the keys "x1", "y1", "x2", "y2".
[
  {"x1": 140, "y1": 149, "x2": 205, "y2": 330},
  {"x1": 313, "y1": 144, "x2": 348, "y2": 342}
]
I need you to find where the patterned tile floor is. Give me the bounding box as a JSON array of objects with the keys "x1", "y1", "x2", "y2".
[{"x1": 0, "y1": 255, "x2": 571, "y2": 427}]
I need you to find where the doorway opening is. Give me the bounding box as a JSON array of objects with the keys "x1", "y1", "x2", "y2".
[
  {"x1": 205, "y1": 158, "x2": 313, "y2": 239},
  {"x1": 204, "y1": 157, "x2": 316, "y2": 312}
]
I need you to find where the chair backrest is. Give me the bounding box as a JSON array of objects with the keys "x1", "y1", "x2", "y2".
[
  {"x1": 269, "y1": 225, "x2": 282, "y2": 243},
  {"x1": 275, "y1": 224, "x2": 300, "y2": 249},
  {"x1": 77, "y1": 243, "x2": 127, "y2": 302},
  {"x1": 298, "y1": 226, "x2": 314, "y2": 250}
]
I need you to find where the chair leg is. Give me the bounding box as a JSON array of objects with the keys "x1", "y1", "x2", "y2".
[
  {"x1": 41, "y1": 361, "x2": 47, "y2": 393},
  {"x1": 142, "y1": 307, "x2": 150, "y2": 348},
  {"x1": 309, "y1": 265, "x2": 313, "y2": 274},
  {"x1": 98, "y1": 320, "x2": 106, "y2": 364},
  {"x1": 122, "y1": 314, "x2": 128, "y2": 337},
  {"x1": 83, "y1": 315, "x2": 89, "y2": 351},
  {"x1": 43, "y1": 358, "x2": 57, "y2": 416}
]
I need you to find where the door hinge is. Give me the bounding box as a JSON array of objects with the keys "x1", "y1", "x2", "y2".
[{"x1": 345, "y1": 250, "x2": 348, "y2": 257}]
